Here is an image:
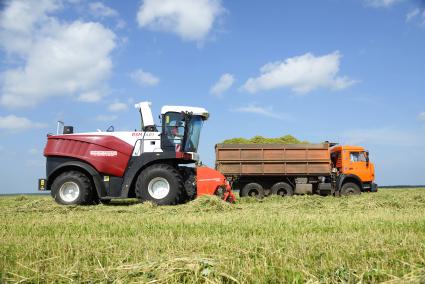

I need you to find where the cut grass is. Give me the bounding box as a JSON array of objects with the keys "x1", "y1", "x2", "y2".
[{"x1": 1, "y1": 189, "x2": 425, "y2": 283}]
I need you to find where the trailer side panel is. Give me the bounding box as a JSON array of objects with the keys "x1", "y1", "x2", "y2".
[{"x1": 215, "y1": 143, "x2": 331, "y2": 176}]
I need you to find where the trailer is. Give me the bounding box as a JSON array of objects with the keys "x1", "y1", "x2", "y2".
[{"x1": 215, "y1": 143, "x2": 378, "y2": 197}]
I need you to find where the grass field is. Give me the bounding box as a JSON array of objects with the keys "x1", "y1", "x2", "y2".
[{"x1": 1, "y1": 189, "x2": 425, "y2": 283}]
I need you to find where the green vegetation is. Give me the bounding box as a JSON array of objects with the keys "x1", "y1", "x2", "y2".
[
  {"x1": 222, "y1": 135, "x2": 309, "y2": 144},
  {"x1": 1, "y1": 189, "x2": 425, "y2": 283}
]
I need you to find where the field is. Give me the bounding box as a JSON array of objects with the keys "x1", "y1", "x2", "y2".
[{"x1": 1, "y1": 189, "x2": 425, "y2": 283}]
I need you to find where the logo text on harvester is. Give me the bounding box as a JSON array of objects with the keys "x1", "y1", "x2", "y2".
[{"x1": 90, "y1": 151, "x2": 118, "y2": 157}]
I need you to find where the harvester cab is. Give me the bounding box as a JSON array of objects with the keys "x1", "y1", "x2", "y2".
[{"x1": 40, "y1": 101, "x2": 235, "y2": 206}]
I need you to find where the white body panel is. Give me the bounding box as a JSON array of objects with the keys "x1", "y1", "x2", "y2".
[{"x1": 161, "y1": 105, "x2": 209, "y2": 119}]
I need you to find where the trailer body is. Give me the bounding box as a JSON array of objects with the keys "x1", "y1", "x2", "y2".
[{"x1": 215, "y1": 143, "x2": 377, "y2": 197}]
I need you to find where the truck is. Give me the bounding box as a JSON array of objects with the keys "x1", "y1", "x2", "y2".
[
  {"x1": 215, "y1": 142, "x2": 377, "y2": 197},
  {"x1": 39, "y1": 102, "x2": 235, "y2": 205}
]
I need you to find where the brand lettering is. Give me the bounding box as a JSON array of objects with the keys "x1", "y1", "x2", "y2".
[{"x1": 90, "y1": 151, "x2": 118, "y2": 157}]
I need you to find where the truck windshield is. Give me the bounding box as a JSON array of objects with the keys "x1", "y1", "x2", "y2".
[{"x1": 162, "y1": 113, "x2": 204, "y2": 153}]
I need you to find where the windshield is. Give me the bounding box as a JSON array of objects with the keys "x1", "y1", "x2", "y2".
[
  {"x1": 185, "y1": 116, "x2": 203, "y2": 152},
  {"x1": 162, "y1": 113, "x2": 204, "y2": 153}
]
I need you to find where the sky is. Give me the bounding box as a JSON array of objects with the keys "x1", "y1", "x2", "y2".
[{"x1": 0, "y1": 0, "x2": 425, "y2": 194}]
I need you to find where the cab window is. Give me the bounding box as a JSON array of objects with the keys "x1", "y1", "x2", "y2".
[{"x1": 350, "y1": 152, "x2": 366, "y2": 162}]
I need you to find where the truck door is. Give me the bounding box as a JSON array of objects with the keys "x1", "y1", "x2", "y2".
[{"x1": 345, "y1": 151, "x2": 372, "y2": 182}]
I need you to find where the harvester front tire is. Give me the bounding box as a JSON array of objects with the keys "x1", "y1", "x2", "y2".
[
  {"x1": 271, "y1": 182, "x2": 294, "y2": 196},
  {"x1": 51, "y1": 171, "x2": 94, "y2": 205},
  {"x1": 240, "y1": 183, "x2": 265, "y2": 198},
  {"x1": 340, "y1": 183, "x2": 361, "y2": 196},
  {"x1": 136, "y1": 164, "x2": 183, "y2": 205}
]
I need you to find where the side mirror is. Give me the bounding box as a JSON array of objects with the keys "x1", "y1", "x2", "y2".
[{"x1": 365, "y1": 151, "x2": 370, "y2": 166}]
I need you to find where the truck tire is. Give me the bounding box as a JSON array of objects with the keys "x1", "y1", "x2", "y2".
[
  {"x1": 51, "y1": 171, "x2": 94, "y2": 205},
  {"x1": 240, "y1": 183, "x2": 265, "y2": 198},
  {"x1": 340, "y1": 182, "x2": 361, "y2": 196},
  {"x1": 271, "y1": 182, "x2": 294, "y2": 196},
  {"x1": 136, "y1": 164, "x2": 183, "y2": 205}
]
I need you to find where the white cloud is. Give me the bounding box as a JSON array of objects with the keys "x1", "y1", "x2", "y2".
[
  {"x1": 77, "y1": 90, "x2": 104, "y2": 103},
  {"x1": 137, "y1": 0, "x2": 224, "y2": 41},
  {"x1": 96, "y1": 114, "x2": 118, "y2": 122},
  {"x1": 88, "y1": 1, "x2": 125, "y2": 29},
  {"x1": 364, "y1": 0, "x2": 405, "y2": 7},
  {"x1": 210, "y1": 73, "x2": 234, "y2": 96},
  {"x1": 242, "y1": 51, "x2": 357, "y2": 94},
  {"x1": 0, "y1": 0, "x2": 60, "y2": 56},
  {"x1": 418, "y1": 112, "x2": 425, "y2": 121},
  {"x1": 130, "y1": 69, "x2": 160, "y2": 87},
  {"x1": 0, "y1": 115, "x2": 47, "y2": 132},
  {"x1": 234, "y1": 104, "x2": 291, "y2": 120},
  {"x1": 406, "y1": 8, "x2": 420, "y2": 22},
  {"x1": 89, "y1": 2, "x2": 118, "y2": 18},
  {"x1": 0, "y1": 0, "x2": 117, "y2": 108},
  {"x1": 108, "y1": 102, "x2": 128, "y2": 112}
]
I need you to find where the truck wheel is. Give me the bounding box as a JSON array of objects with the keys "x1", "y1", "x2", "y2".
[
  {"x1": 271, "y1": 182, "x2": 294, "y2": 196},
  {"x1": 340, "y1": 182, "x2": 361, "y2": 196},
  {"x1": 51, "y1": 171, "x2": 94, "y2": 205},
  {"x1": 136, "y1": 164, "x2": 183, "y2": 205},
  {"x1": 240, "y1": 183, "x2": 265, "y2": 198}
]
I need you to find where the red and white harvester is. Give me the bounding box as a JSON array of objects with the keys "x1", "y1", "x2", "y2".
[{"x1": 39, "y1": 102, "x2": 235, "y2": 205}]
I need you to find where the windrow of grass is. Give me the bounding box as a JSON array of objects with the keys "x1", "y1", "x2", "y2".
[{"x1": 1, "y1": 189, "x2": 425, "y2": 283}]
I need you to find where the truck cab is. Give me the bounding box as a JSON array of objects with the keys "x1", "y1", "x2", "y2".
[{"x1": 330, "y1": 145, "x2": 377, "y2": 193}]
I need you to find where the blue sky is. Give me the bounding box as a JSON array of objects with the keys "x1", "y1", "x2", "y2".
[{"x1": 1, "y1": 0, "x2": 425, "y2": 193}]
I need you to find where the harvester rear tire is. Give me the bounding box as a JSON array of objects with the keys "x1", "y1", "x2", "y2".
[
  {"x1": 136, "y1": 164, "x2": 183, "y2": 205},
  {"x1": 240, "y1": 183, "x2": 265, "y2": 198},
  {"x1": 340, "y1": 182, "x2": 361, "y2": 196},
  {"x1": 271, "y1": 182, "x2": 294, "y2": 196},
  {"x1": 51, "y1": 171, "x2": 94, "y2": 205}
]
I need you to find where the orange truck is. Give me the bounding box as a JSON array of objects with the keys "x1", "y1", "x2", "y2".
[{"x1": 215, "y1": 142, "x2": 377, "y2": 197}]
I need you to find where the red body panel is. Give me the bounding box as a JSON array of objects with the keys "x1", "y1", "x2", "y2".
[
  {"x1": 44, "y1": 135, "x2": 133, "y2": 177},
  {"x1": 196, "y1": 166, "x2": 235, "y2": 202}
]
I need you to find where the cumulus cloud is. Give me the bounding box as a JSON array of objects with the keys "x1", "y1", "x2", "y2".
[
  {"x1": 88, "y1": 1, "x2": 125, "y2": 29},
  {"x1": 108, "y1": 102, "x2": 128, "y2": 112},
  {"x1": 0, "y1": 0, "x2": 60, "y2": 56},
  {"x1": 0, "y1": 0, "x2": 117, "y2": 108},
  {"x1": 364, "y1": 0, "x2": 405, "y2": 7},
  {"x1": 234, "y1": 104, "x2": 290, "y2": 120},
  {"x1": 0, "y1": 115, "x2": 47, "y2": 132},
  {"x1": 137, "y1": 0, "x2": 224, "y2": 41},
  {"x1": 130, "y1": 69, "x2": 160, "y2": 87},
  {"x1": 241, "y1": 51, "x2": 357, "y2": 94},
  {"x1": 210, "y1": 73, "x2": 234, "y2": 96},
  {"x1": 89, "y1": 2, "x2": 118, "y2": 18}
]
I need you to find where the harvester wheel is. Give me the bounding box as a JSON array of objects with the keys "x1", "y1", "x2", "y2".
[
  {"x1": 51, "y1": 171, "x2": 94, "y2": 205},
  {"x1": 340, "y1": 182, "x2": 361, "y2": 196},
  {"x1": 271, "y1": 182, "x2": 294, "y2": 196},
  {"x1": 136, "y1": 164, "x2": 183, "y2": 205},
  {"x1": 240, "y1": 183, "x2": 265, "y2": 198}
]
